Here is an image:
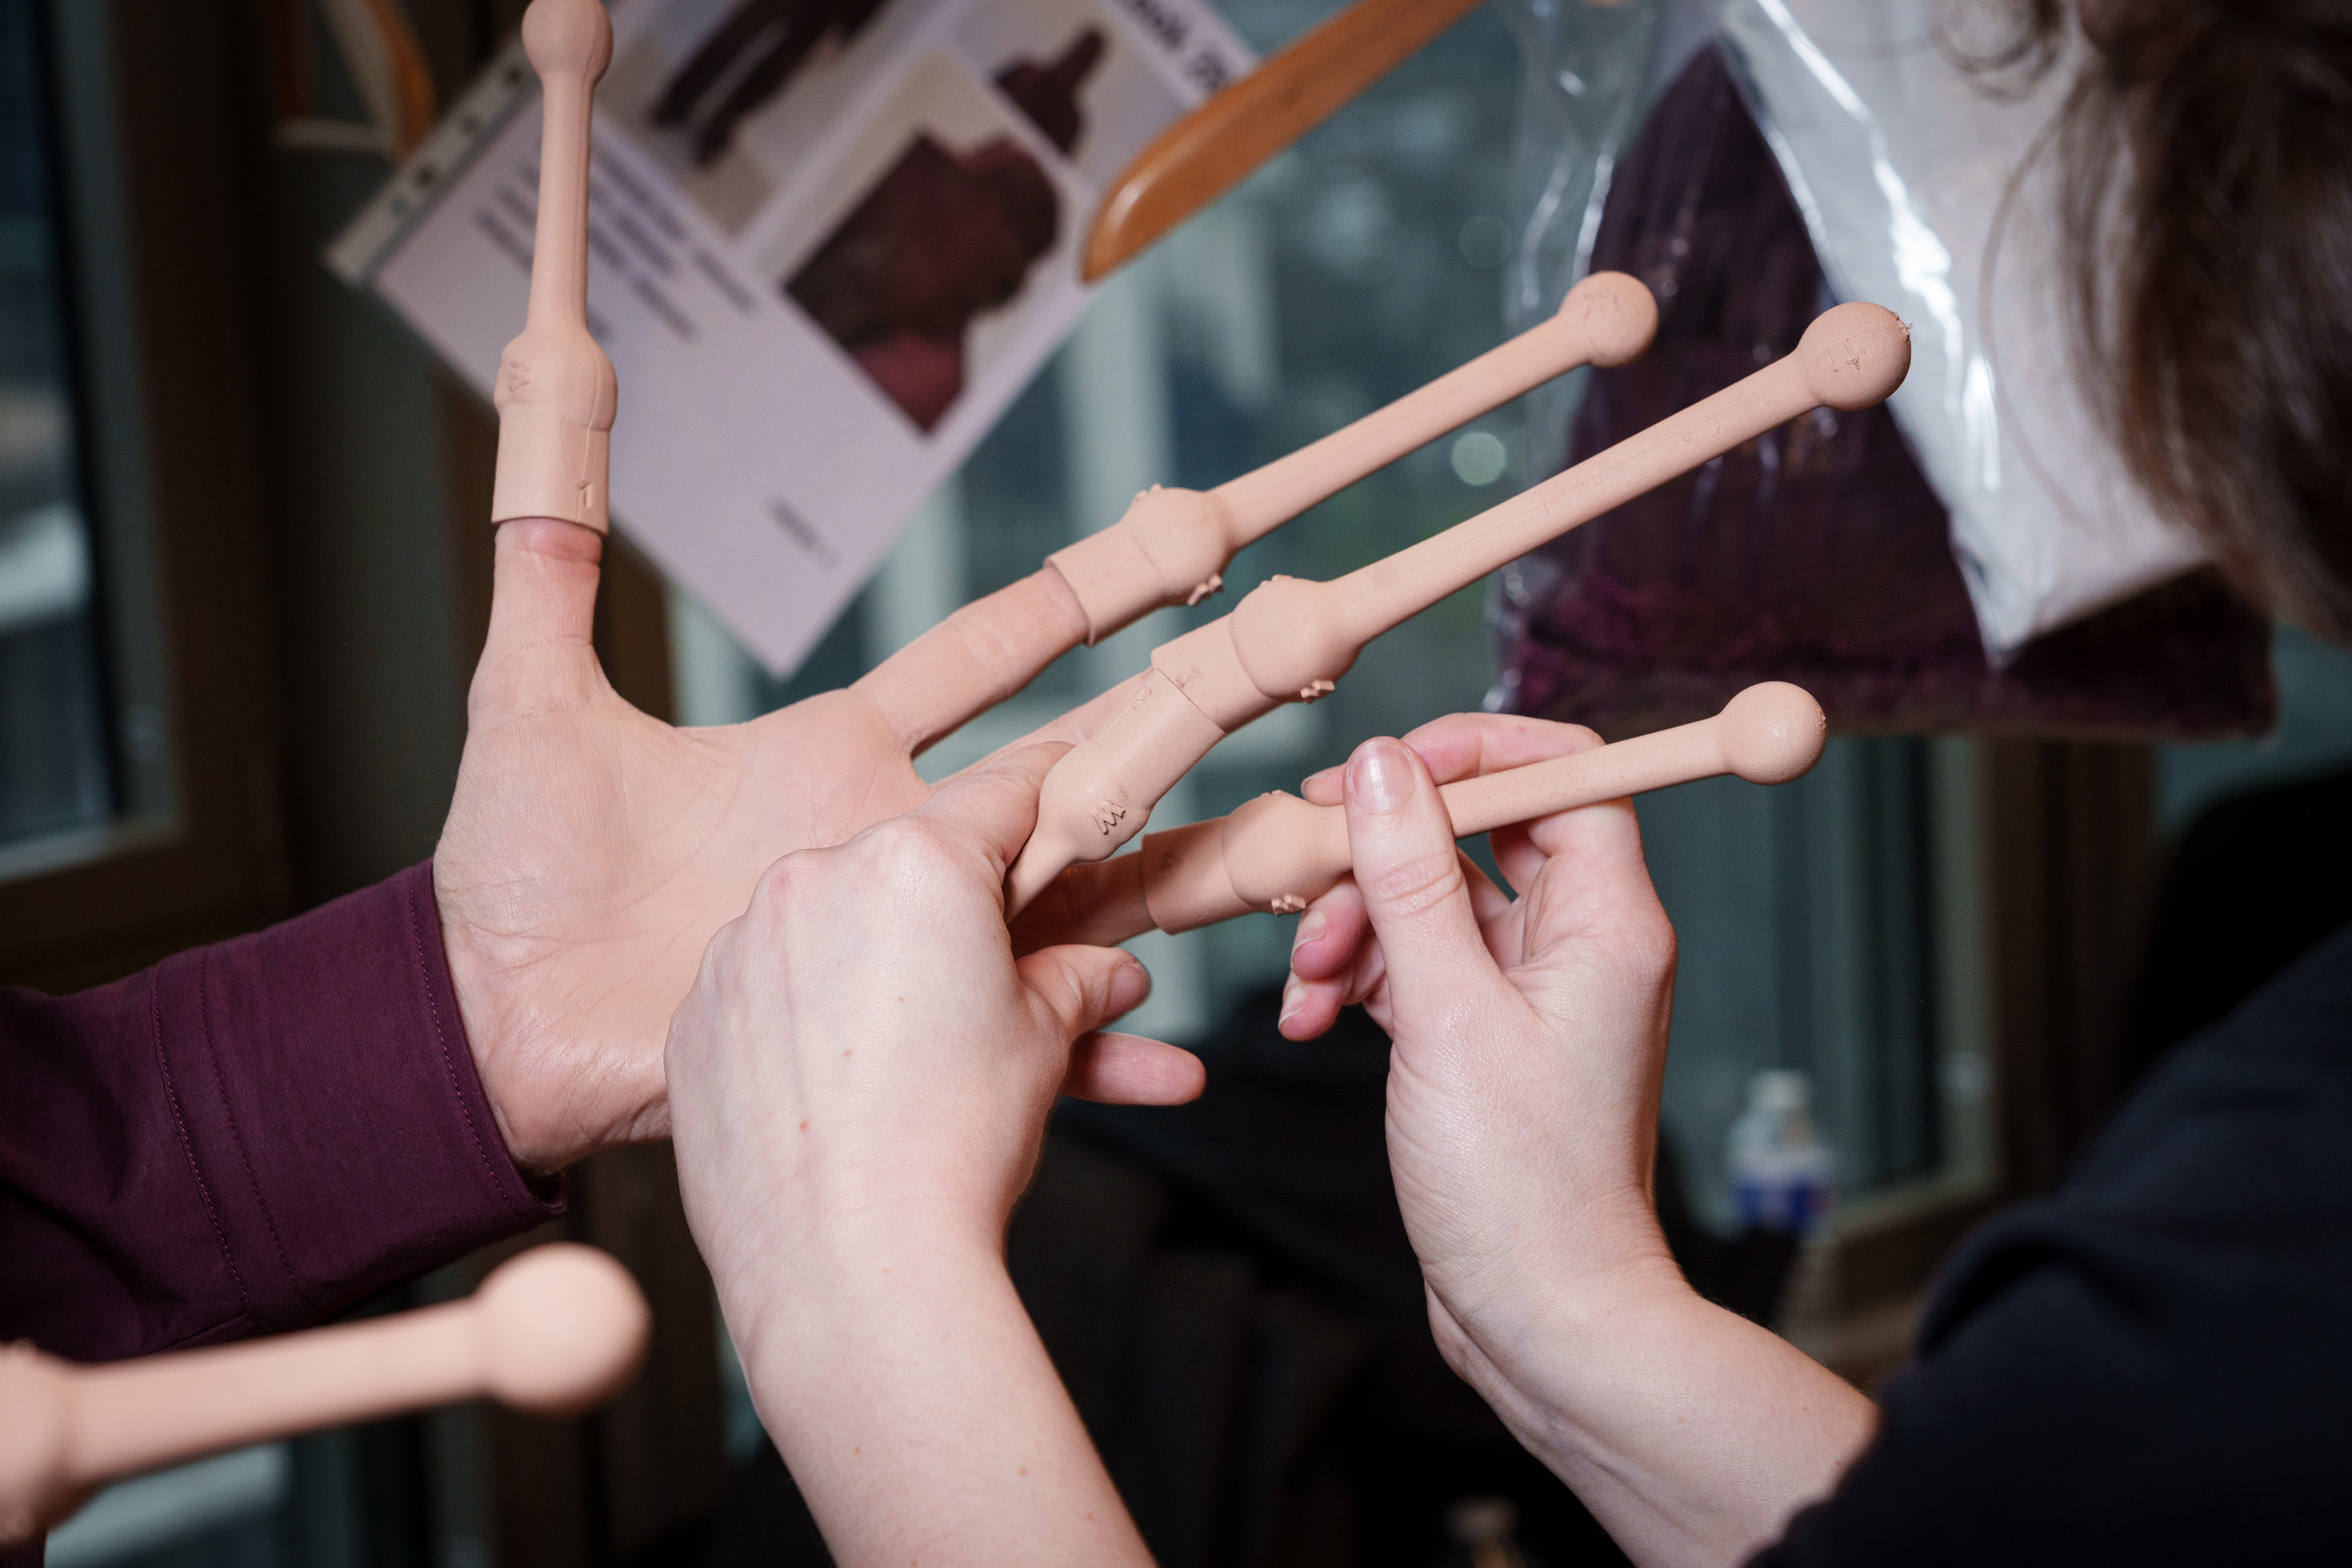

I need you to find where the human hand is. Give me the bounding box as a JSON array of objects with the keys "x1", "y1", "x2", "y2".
[
  {"x1": 664, "y1": 741, "x2": 1197, "y2": 1307},
  {"x1": 1281, "y1": 718, "x2": 1682, "y2": 1347},
  {"x1": 1284, "y1": 720, "x2": 1875, "y2": 1567},
  {"x1": 432, "y1": 521, "x2": 1140, "y2": 1173},
  {"x1": 662, "y1": 745, "x2": 1171, "y2": 1566}
]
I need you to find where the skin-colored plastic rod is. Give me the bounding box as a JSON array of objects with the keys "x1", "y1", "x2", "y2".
[
  {"x1": 1079, "y1": 0, "x2": 1487, "y2": 281},
  {"x1": 491, "y1": 0, "x2": 618, "y2": 532},
  {"x1": 1011, "y1": 683, "x2": 1825, "y2": 950},
  {"x1": 1004, "y1": 303, "x2": 1910, "y2": 912},
  {"x1": 849, "y1": 272, "x2": 1657, "y2": 756},
  {"x1": 0, "y1": 1245, "x2": 650, "y2": 1548}
]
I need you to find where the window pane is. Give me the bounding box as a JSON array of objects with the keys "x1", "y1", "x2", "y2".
[{"x1": 0, "y1": 0, "x2": 115, "y2": 850}]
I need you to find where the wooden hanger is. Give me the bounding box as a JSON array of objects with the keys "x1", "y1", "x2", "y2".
[
  {"x1": 1081, "y1": 0, "x2": 1487, "y2": 280},
  {"x1": 270, "y1": 0, "x2": 438, "y2": 159}
]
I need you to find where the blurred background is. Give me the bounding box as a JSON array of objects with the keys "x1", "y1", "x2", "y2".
[{"x1": 6, "y1": 1, "x2": 2351, "y2": 1565}]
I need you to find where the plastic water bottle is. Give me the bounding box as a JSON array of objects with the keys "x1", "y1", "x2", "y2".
[
  {"x1": 1726, "y1": 1069, "x2": 1834, "y2": 1237},
  {"x1": 1438, "y1": 1496, "x2": 1534, "y2": 1568}
]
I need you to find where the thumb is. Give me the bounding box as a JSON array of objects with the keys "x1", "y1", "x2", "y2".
[
  {"x1": 1017, "y1": 944, "x2": 1204, "y2": 1106},
  {"x1": 1017, "y1": 942, "x2": 1152, "y2": 1044},
  {"x1": 478, "y1": 518, "x2": 604, "y2": 699},
  {"x1": 1343, "y1": 736, "x2": 1505, "y2": 1027}
]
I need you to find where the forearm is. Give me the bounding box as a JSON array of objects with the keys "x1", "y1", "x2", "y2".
[
  {"x1": 735, "y1": 1236, "x2": 1150, "y2": 1568},
  {"x1": 1453, "y1": 1252, "x2": 1874, "y2": 1568}
]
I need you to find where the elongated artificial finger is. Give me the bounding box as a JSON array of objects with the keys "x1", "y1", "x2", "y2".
[
  {"x1": 943, "y1": 671, "x2": 1152, "y2": 786},
  {"x1": 912, "y1": 743, "x2": 1067, "y2": 874},
  {"x1": 852, "y1": 570, "x2": 1092, "y2": 756},
  {"x1": 479, "y1": 519, "x2": 603, "y2": 683},
  {"x1": 1061, "y1": 1032, "x2": 1206, "y2": 1105}
]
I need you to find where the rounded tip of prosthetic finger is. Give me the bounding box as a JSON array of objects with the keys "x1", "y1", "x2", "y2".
[
  {"x1": 1795, "y1": 302, "x2": 1911, "y2": 411},
  {"x1": 1719, "y1": 682, "x2": 1826, "y2": 784},
  {"x1": 475, "y1": 1245, "x2": 650, "y2": 1418},
  {"x1": 1121, "y1": 484, "x2": 1236, "y2": 590},
  {"x1": 522, "y1": 0, "x2": 614, "y2": 81},
  {"x1": 1561, "y1": 271, "x2": 1659, "y2": 367}
]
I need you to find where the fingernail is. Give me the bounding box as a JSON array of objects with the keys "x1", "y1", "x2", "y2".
[
  {"x1": 1291, "y1": 909, "x2": 1327, "y2": 954},
  {"x1": 1348, "y1": 738, "x2": 1413, "y2": 813},
  {"x1": 1110, "y1": 959, "x2": 1152, "y2": 1015},
  {"x1": 1278, "y1": 976, "x2": 1306, "y2": 1025}
]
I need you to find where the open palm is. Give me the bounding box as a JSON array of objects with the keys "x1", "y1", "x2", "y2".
[{"x1": 433, "y1": 520, "x2": 1185, "y2": 1174}]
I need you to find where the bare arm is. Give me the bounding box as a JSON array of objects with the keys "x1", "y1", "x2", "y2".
[
  {"x1": 663, "y1": 750, "x2": 1169, "y2": 1566},
  {"x1": 1284, "y1": 719, "x2": 1875, "y2": 1567},
  {"x1": 735, "y1": 1236, "x2": 1142, "y2": 1566}
]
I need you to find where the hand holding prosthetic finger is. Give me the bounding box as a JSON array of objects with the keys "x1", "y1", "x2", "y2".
[
  {"x1": 1009, "y1": 683, "x2": 1825, "y2": 954},
  {"x1": 664, "y1": 744, "x2": 1199, "y2": 1298},
  {"x1": 664, "y1": 748, "x2": 1187, "y2": 1565},
  {"x1": 1303, "y1": 736, "x2": 1876, "y2": 1566}
]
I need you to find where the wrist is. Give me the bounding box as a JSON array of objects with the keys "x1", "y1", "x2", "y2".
[
  {"x1": 1424, "y1": 1185, "x2": 1681, "y2": 1387},
  {"x1": 432, "y1": 904, "x2": 536, "y2": 1169},
  {"x1": 727, "y1": 1218, "x2": 1010, "y2": 1406}
]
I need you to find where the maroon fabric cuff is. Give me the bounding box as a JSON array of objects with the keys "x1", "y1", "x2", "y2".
[
  {"x1": 145, "y1": 860, "x2": 564, "y2": 1338},
  {"x1": 0, "y1": 862, "x2": 562, "y2": 1363}
]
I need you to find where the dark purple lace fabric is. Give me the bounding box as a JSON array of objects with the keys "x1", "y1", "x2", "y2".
[{"x1": 1491, "y1": 48, "x2": 2275, "y2": 740}]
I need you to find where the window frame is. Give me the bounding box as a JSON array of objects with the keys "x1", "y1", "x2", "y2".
[{"x1": 0, "y1": 0, "x2": 292, "y2": 993}]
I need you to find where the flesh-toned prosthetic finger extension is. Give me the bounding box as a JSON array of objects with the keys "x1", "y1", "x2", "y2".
[
  {"x1": 850, "y1": 274, "x2": 1656, "y2": 753},
  {"x1": 1004, "y1": 304, "x2": 1910, "y2": 913},
  {"x1": 491, "y1": 0, "x2": 617, "y2": 531},
  {"x1": 1045, "y1": 271, "x2": 1657, "y2": 645},
  {"x1": 0, "y1": 1246, "x2": 649, "y2": 1547},
  {"x1": 850, "y1": 569, "x2": 1094, "y2": 756},
  {"x1": 1009, "y1": 684, "x2": 1826, "y2": 951}
]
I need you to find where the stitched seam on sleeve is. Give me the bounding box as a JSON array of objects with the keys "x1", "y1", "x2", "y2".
[
  {"x1": 406, "y1": 871, "x2": 516, "y2": 1212},
  {"x1": 151, "y1": 964, "x2": 262, "y2": 1327},
  {"x1": 192, "y1": 946, "x2": 314, "y2": 1316}
]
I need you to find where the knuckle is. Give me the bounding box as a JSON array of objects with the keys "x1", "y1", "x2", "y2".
[
  {"x1": 1360, "y1": 847, "x2": 1466, "y2": 921},
  {"x1": 754, "y1": 848, "x2": 822, "y2": 917},
  {"x1": 863, "y1": 816, "x2": 961, "y2": 884},
  {"x1": 1040, "y1": 956, "x2": 1093, "y2": 1022}
]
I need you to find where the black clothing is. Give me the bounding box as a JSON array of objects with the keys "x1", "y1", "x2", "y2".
[
  {"x1": 2123, "y1": 767, "x2": 2352, "y2": 1082},
  {"x1": 1756, "y1": 922, "x2": 2352, "y2": 1565}
]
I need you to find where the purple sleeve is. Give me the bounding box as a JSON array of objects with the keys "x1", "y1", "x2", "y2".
[{"x1": 0, "y1": 861, "x2": 563, "y2": 1362}]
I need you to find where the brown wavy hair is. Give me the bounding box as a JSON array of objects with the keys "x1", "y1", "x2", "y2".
[{"x1": 1988, "y1": 0, "x2": 2352, "y2": 642}]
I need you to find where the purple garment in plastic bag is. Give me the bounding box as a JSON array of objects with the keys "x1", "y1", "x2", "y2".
[{"x1": 1490, "y1": 48, "x2": 2274, "y2": 740}]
